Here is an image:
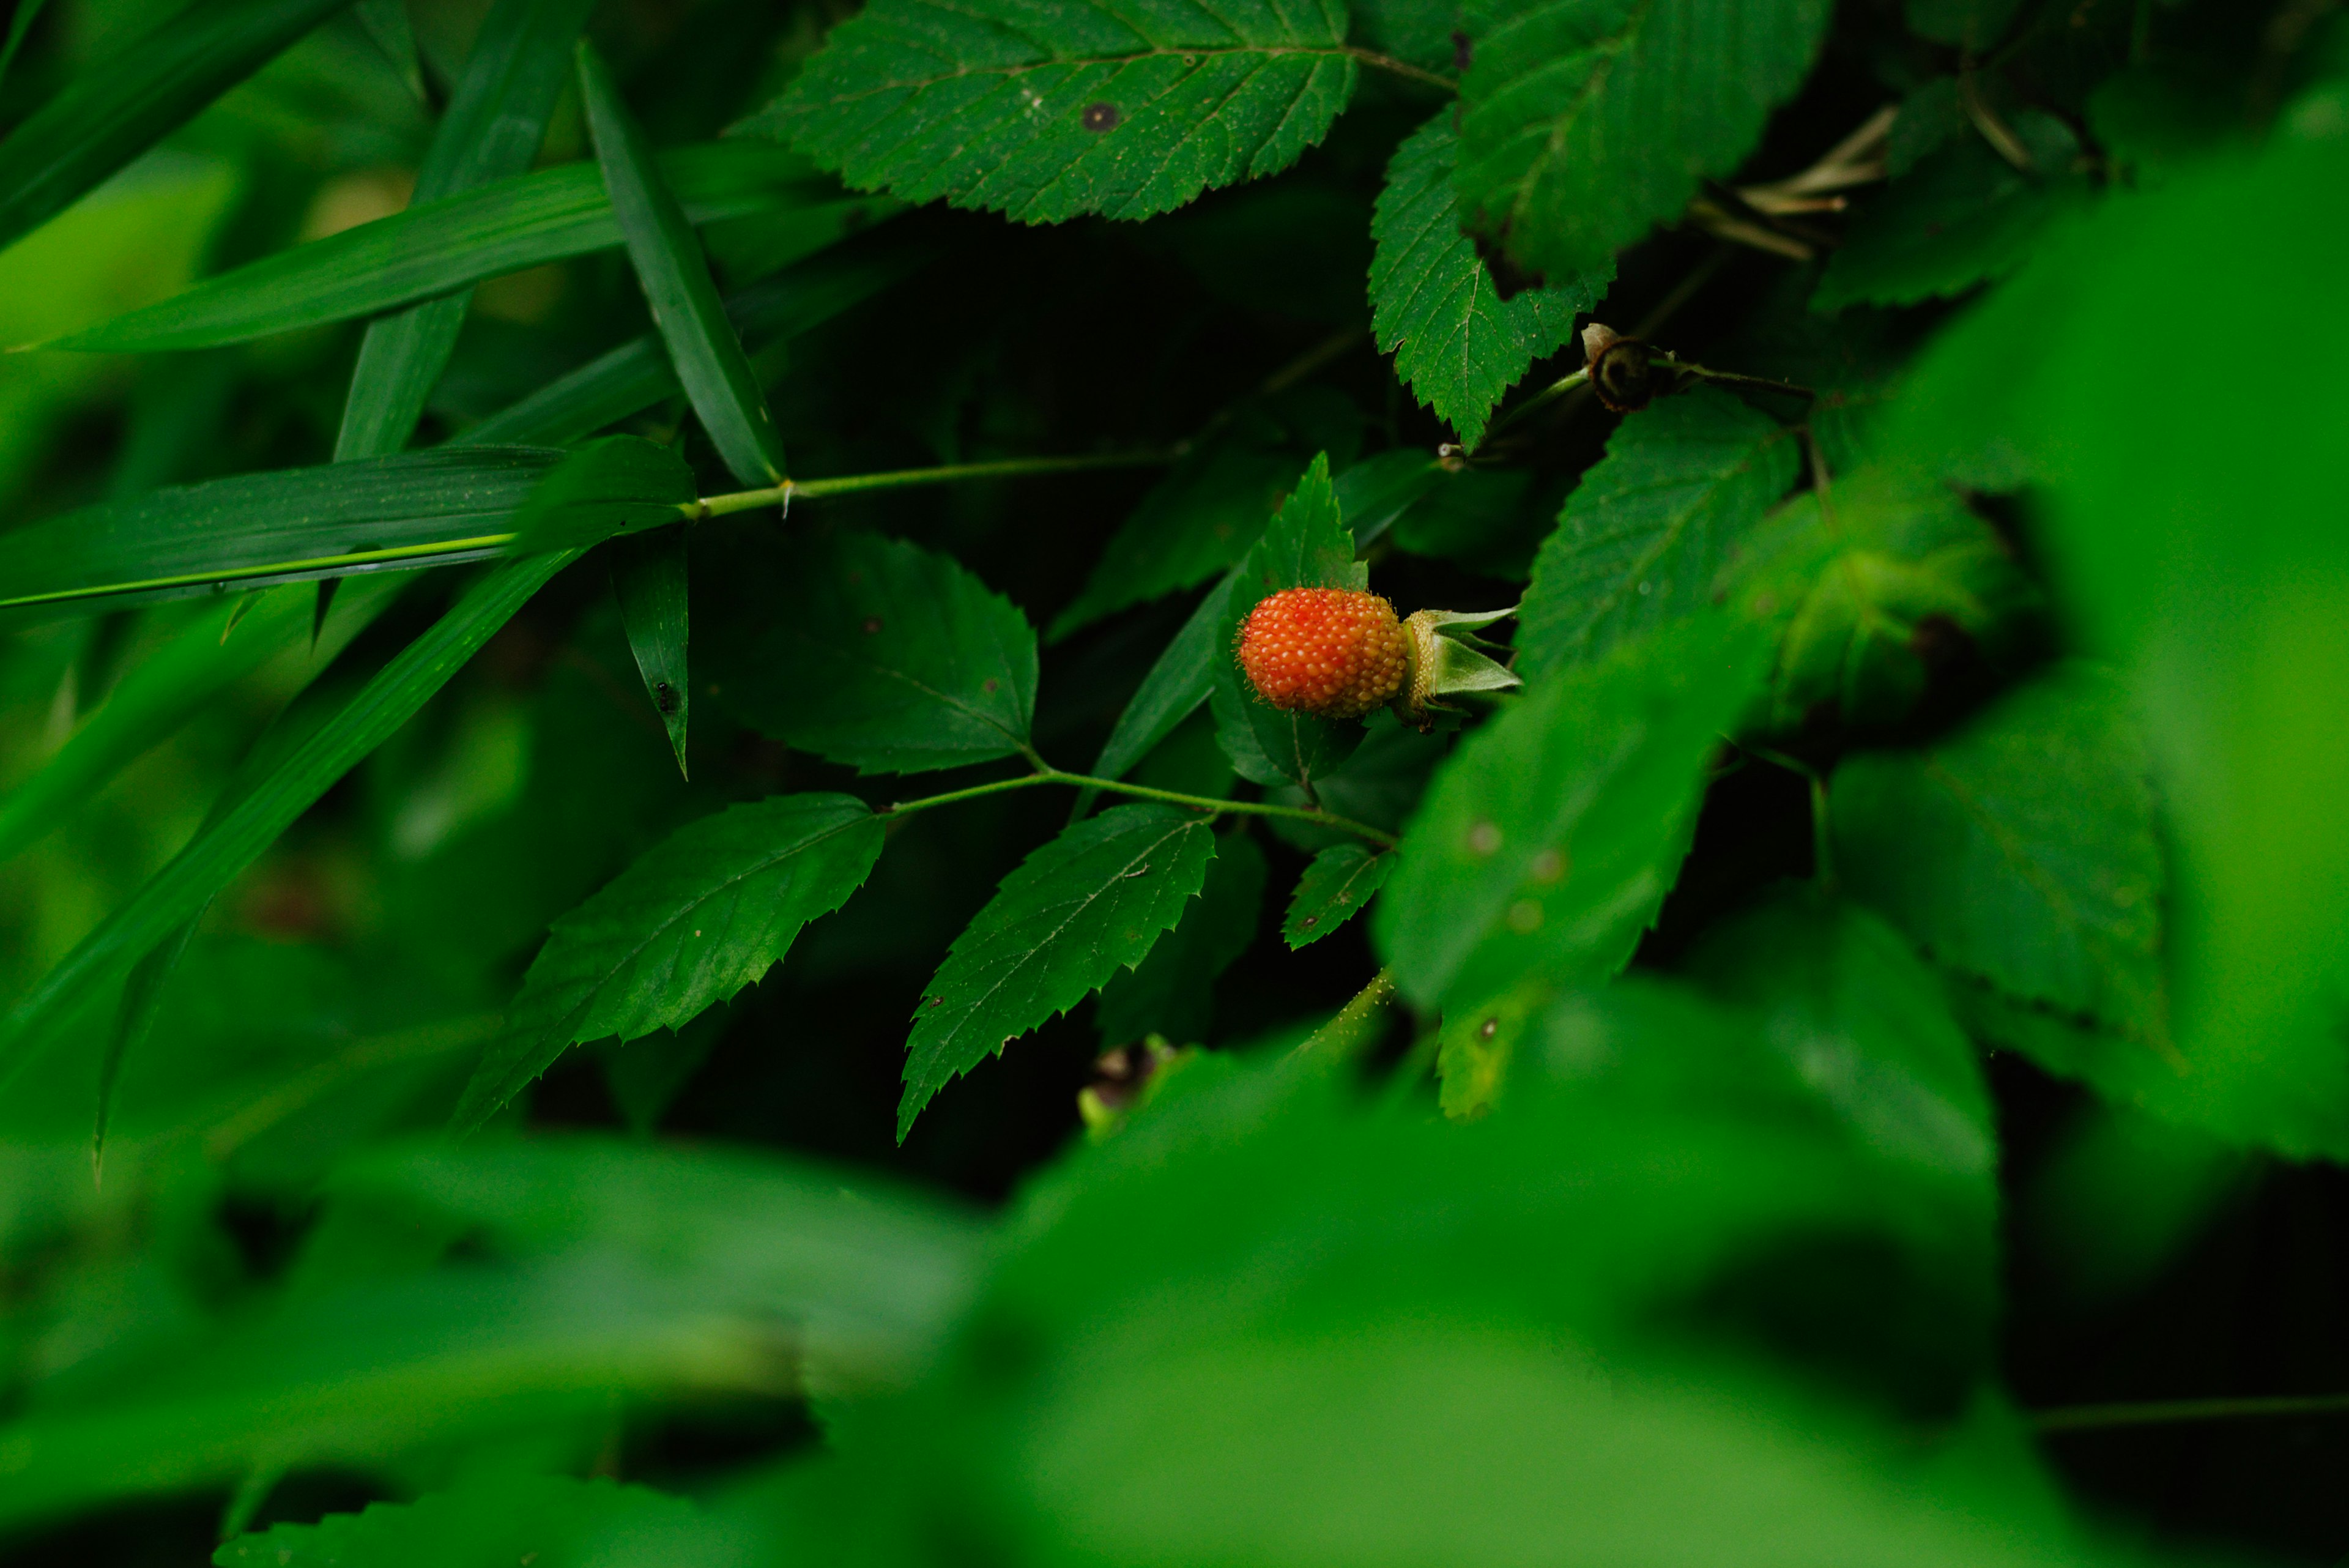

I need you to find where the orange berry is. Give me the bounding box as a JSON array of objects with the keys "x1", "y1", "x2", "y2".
[{"x1": 1236, "y1": 589, "x2": 1409, "y2": 720}]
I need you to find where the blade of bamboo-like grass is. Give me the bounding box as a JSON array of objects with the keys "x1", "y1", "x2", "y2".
[
  {"x1": 577, "y1": 41, "x2": 785, "y2": 486},
  {"x1": 610, "y1": 527, "x2": 691, "y2": 776}
]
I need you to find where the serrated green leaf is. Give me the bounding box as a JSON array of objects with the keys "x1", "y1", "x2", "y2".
[
  {"x1": 610, "y1": 526, "x2": 692, "y2": 776},
  {"x1": 1516, "y1": 387, "x2": 1800, "y2": 683},
  {"x1": 1088, "y1": 570, "x2": 1238, "y2": 787},
  {"x1": 463, "y1": 234, "x2": 935, "y2": 447},
  {"x1": 702, "y1": 529, "x2": 1038, "y2": 775},
  {"x1": 217, "y1": 1475, "x2": 694, "y2": 1568},
  {"x1": 1832, "y1": 663, "x2": 2167, "y2": 1044},
  {"x1": 900, "y1": 804, "x2": 1217, "y2": 1138},
  {"x1": 1283, "y1": 841, "x2": 1393, "y2": 948},
  {"x1": 1098, "y1": 828, "x2": 1265, "y2": 1042},
  {"x1": 49, "y1": 144, "x2": 872, "y2": 354},
  {"x1": 1048, "y1": 421, "x2": 1301, "y2": 641},
  {"x1": 1208, "y1": 453, "x2": 1368, "y2": 788},
  {"x1": 1378, "y1": 615, "x2": 1768, "y2": 1009},
  {"x1": 749, "y1": 0, "x2": 1360, "y2": 225},
  {"x1": 0, "y1": 443, "x2": 687, "y2": 615},
  {"x1": 580, "y1": 40, "x2": 786, "y2": 488},
  {"x1": 0, "y1": 551, "x2": 577, "y2": 1088},
  {"x1": 1687, "y1": 885, "x2": 1997, "y2": 1182},
  {"x1": 334, "y1": 0, "x2": 599, "y2": 461},
  {"x1": 0, "y1": 0, "x2": 351, "y2": 258},
  {"x1": 1814, "y1": 114, "x2": 2089, "y2": 313},
  {"x1": 1454, "y1": 0, "x2": 1833, "y2": 284},
  {"x1": 455, "y1": 793, "x2": 884, "y2": 1129},
  {"x1": 1750, "y1": 467, "x2": 2037, "y2": 730},
  {"x1": 1369, "y1": 114, "x2": 1609, "y2": 448}
]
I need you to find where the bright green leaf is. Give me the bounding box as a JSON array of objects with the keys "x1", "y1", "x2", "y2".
[
  {"x1": 1453, "y1": 0, "x2": 1833, "y2": 283},
  {"x1": 1378, "y1": 615, "x2": 1768, "y2": 1009},
  {"x1": 1369, "y1": 114, "x2": 1608, "y2": 448},
  {"x1": 1097, "y1": 828, "x2": 1266, "y2": 1043},
  {"x1": 580, "y1": 40, "x2": 787, "y2": 488},
  {"x1": 899, "y1": 804, "x2": 1217, "y2": 1139},
  {"x1": 1283, "y1": 842, "x2": 1393, "y2": 949},
  {"x1": 700, "y1": 529, "x2": 1039, "y2": 775},
  {"x1": 750, "y1": 0, "x2": 1360, "y2": 225},
  {"x1": 455, "y1": 793, "x2": 885, "y2": 1129},
  {"x1": 1516, "y1": 387, "x2": 1800, "y2": 682}
]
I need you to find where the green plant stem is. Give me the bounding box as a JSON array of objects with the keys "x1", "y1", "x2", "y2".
[
  {"x1": 1479, "y1": 367, "x2": 1589, "y2": 447},
  {"x1": 2035, "y1": 1393, "x2": 2349, "y2": 1433},
  {"x1": 1291, "y1": 967, "x2": 1401, "y2": 1063},
  {"x1": 882, "y1": 767, "x2": 1398, "y2": 849},
  {"x1": 1343, "y1": 46, "x2": 1455, "y2": 94},
  {"x1": 692, "y1": 450, "x2": 1177, "y2": 519}
]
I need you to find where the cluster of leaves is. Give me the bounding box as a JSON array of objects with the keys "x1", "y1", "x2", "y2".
[{"x1": 0, "y1": 0, "x2": 2344, "y2": 1561}]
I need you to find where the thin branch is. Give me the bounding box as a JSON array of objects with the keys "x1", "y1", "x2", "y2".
[
  {"x1": 1343, "y1": 46, "x2": 1457, "y2": 94},
  {"x1": 880, "y1": 767, "x2": 1398, "y2": 849},
  {"x1": 695, "y1": 450, "x2": 1177, "y2": 519},
  {"x1": 2036, "y1": 1394, "x2": 2349, "y2": 1433}
]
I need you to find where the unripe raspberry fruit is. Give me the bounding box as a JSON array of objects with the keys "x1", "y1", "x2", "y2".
[{"x1": 1237, "y1": 589, "x2": 1409, "y2": 719}]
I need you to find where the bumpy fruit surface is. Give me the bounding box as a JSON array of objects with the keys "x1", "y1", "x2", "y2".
[{"x1": 1237, "y1": 589, "x2": 1409, "y2": 719}]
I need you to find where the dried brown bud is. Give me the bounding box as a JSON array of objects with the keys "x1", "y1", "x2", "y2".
[{"x1": 1580, "y1": 321, "x2": 1674, "y2": 412}]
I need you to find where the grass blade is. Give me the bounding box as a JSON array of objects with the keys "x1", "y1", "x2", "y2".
[
  {"x1": 579, "y1": 41, "x2": 785, "y2": 486},
  {"x1": 352, "y1": 0, "x2": 424, "y2": 102},
  {"x1": 0, "y1": 0, "x2": 54, "y2": 103},
  {"x1": 45, "y1": 144, "x2": 872, "y2": 354},
  {"x1": 0, "y1": 0, "x2": 352, "y2": 256},
  {"x1": 92, "y1": 916, "x2": 198, "y2": 1187},
  {"x1": 610, "y1": 527, "x2": 691, "y2": 776},
  {"x1": 333, "y1": 0, "x2": 598, "y2": 461},
  {"x1": 0, "y1": 549, "x2": 579, "y2": 1086}
]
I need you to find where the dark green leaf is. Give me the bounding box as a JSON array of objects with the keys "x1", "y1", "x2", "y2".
[
  {"x1": 600, "y1": 1005, "x2": 726, "y2": 1135},
  {"x1": 1207, "y1": 453, "x2": 1367, "y2": 789},
  {"x1": 611, "y1": 526, "x2": 692, "y2": 776},
  {"x1": 0, "y1": 0, "x2": 53, "y2": 100},
  {"x1": 92, "y1": 917, "x2": 197, "y2": 1183},
  {"x1": 1748, "y1": 467, "x2": 2037, "y2": 730},
  {"x1": 0, "y1": 551, "x2": 577, "y2": 1087},
  {"x1": 1814, "y1": 114, "x2": 2089, "y2": 313},
  {"x1": 1369, "y1": 114, "x2": 1609, "y2": 448},
  {"x1": 750, "y1": 0, "x2": 1360, "y2": 225},
  {"x1": 1832, "y1": 663, "x2": 2167, "y2": 1045},
  {"x1": 1332, "y1": 448, "x2": 1446, "y2": 549},
  {"x1": 1378, "y1": 615, "x2": 1768, "y2": 1009},
  {"x1": 334, "y1": 0, "x2": 599, "y2": 460},
  {"x1": 1454, "y1": 0, "x2": 1833, "y2": 283},
  {"x1": 1097, "y1": 828, "x2": 1266, "y2": 1043},
  {"x1": 702, "y1": 529, "x2": 1039, "y2": 775},
  {"x1": 1904, "y1": 0, "x2": 2022, "y2": 50},
  {"x1": 48, "y1": 144, "x2": 873, "y2": 354},
  {"x1": 1087, "y1": 570, "x2": 1236, "y2": 786},
  {"x1": 1517, "y1": 387, "x2": 1800, "y2": 685},
  {"x1": 455, "y1": 793, "x2": 885, "y2": 1129},
  {"x1": 352, "y1": 0, "x2": 425, "y2": 102},
  {"x1": 0, "y1": 0, "x2": 352, "y2": 257},
  {"x1": 1282, "y1": 842, "x2": 1393, "y2": 948},
  {"x1": 900, "y1": 804, "x2": 1217, "y2": 1139},
  {"x1": 217, "y1": 1476, "x2": 694, "y2": 1568},
  {"x1": 580, "y1": 40, "x2": 787, "y2": 488},
  {"x1": 462, "y1": 235, "x2": 936, "y2": 447},
  {"x1": 0, "y1": 444, "x2": 687, "y2": 614}
]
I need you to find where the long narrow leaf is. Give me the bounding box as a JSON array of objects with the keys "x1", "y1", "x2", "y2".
[
  {"x1": 462, "y1": 234, "x2": 934, "y2": 447},
  {"x1": 0, "y1": 446, "x2": 696, "y2": 614},
  {"x1": 610, "y1": 528, "x2": 691, "y2": 776},
  {"x1": 335, "y1": 0, "x2": 598, "y2": 460},
  {"x1": 579, "y1": 42, "x2": 785, "y2": 487},
  {"x1": 46, "y1": 144, "x2": 874, "y2": 354},
  {"x1": 0, "y1": 549, "x2": 579, "y2": 1085},
  {"x1": 0, "y1": 0, "x2": 352, "y2": 255},
  {"x1": 0, "y1": 0, "x2": 53, "y2": 102},
  {"x1": 1088, "y1": 571, "x2": 1237, "y2": 787}
]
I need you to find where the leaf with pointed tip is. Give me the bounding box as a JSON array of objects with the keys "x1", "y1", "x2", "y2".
[
  {"x1": 580, "y1": 41, "x2": 786, "y2": 488},
  {"x1": 1370, "y1": 114, "x2": 1609, "y2": 448},
  {"x1": 1377, "y1": 615, "x2": 1769, "y2": 1009},
  {"x1": 1097, "y1": 830, "x2": 1266, "y2": 1043},
  {"x1": 701, "y1": 529, "x2": 1037, "y2": 775},
  {"x1": 353, "y1": 0, "x2": 425, "y2": 101},
  {"x1": 455, "y1": 794, "x2": 884, "y2": 1130},
  {"x1": 49, "y1": 144, "x2": 869, "y2": 354},
  {"x1": 900, "y1": 804, "x2": 1217, "y2": 1139},
  {"x1": 611, "y1": 527, "x2": 692, "y2": 776},
  {"x1": 1453, "y1": 0, "x2": 1833, "y2": 283},
  {"x1": 1516, "y1": 387, "x2": 1800, "y2": 683},
  {"x1": 92, "y1": 917, "x2": 197, "y2": 1184},
  {"x1": 1088, "y1": 571, "x2": 1238, "y2": 789},
  {"x1": 0, "y1": 0, "x2": 353, "y2": 257},
  {"x1": 0, "y1": 551, "x2": 578, "y2": 1088},
  {"x1": 1283, "y1": 842, "x2": 1393, "y2": 948},
  {"x1": 1208, "y1": 453, "x2": 1367, "y2": 789},
  {"x1": 510, "y1": 435, "x2": 697, "y2": 552},
  {"x1": 334, "y1": 0, "x2": 601, "y2": 462},
  {"x1": 748, "y1": 0, "x2": 1359, "y2": 225}
]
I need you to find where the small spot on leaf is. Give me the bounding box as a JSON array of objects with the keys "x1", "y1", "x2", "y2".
[
  {"x1": 1468, "y1": 820, "x2": 1502, "y2": 856},
  {"x1": 1507, "y1": 899, "x2": 1544, "y2": 933},
  {"x1": 1301, "y1": 915, "x2": 1319, "y2": 927},
  {"x1": 1478, "y1": 1016, "x2": 1499, "y2": 1039},
  {"x1": 1530, "y1": 848, "x2": 1565, "y2": 883},
  {"x1": 862, "y1": 616, "x2": 884, "y2": 634},
  {"x1": 1081, "y1": 102, "x2": 1122, "y2": 132}
]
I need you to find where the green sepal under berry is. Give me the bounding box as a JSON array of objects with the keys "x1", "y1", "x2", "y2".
[{"x1": 1396, "y1": 604, "x2": 1523, "y2": 727}]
